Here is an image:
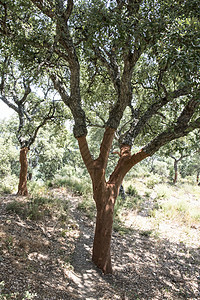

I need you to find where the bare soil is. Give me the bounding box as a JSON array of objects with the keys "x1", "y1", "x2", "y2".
[{"x1": 0, "y1": 189, "x2": 199, "y2": 299}]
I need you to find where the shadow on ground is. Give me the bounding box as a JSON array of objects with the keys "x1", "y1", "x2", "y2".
[
  {"x1": 0, "y1": 192, "x2": 200, "y2": 300},
  {"x1": 70, "y1": 206, "x2": 200, "y2": 299}
]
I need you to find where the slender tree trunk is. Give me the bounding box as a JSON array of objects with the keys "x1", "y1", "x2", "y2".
[
  {"x1": 17, "y1": 147, "x2": 29, "y2": 196},
  {"x1": 197, "y1": 171, "x2": 199, "y2": 184},
  {"x1": 173, "y1": 160, "x2": 178, "y2": 184}
]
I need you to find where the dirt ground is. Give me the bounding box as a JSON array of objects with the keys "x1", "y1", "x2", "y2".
[{"x1": 0, "y1": 189, "x2": 199, "y2": 299}]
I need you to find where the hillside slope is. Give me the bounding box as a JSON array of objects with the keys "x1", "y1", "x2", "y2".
[{"x1": 0, "y1": 187, "x2": 199, "y2": 299}]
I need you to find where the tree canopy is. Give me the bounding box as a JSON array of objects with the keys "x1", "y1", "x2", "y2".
[{"x1": 0, "y1": 0, "x2": 199, "y2": 149}]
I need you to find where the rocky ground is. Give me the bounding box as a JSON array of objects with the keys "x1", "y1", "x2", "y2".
[{"x1": 0, "y1": 188, "x2": 200, "y2": 299}]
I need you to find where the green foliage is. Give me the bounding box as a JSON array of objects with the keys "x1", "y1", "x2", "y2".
[
  {"x1": 6, "y1": 187, "x2": 69, "y2": 221},
  {"x1": 50, "y1": 175, "x2": 92, "y2": 196},
  {"x1": 37, "y1": 145, "x2": 64, "y2": 180},
  {"x1": 6, "y1": 200, "x2": 26, "y2": 215},
  {"x1": 158, "y1": 198, "x2": 200, "y2": 224},
  {"x1": 154, "y1": 184, "x2": 170, "y2": 200},
  {"x1": 126, "y1": 185, "x2": 139, "y2": 196},
  {"x1": 140, "y1": 230, "x2": 153, "y2": 237},
  {"x1": 151, "y1": 160, "x2": 170, "y2": 178},
  {"x1": 27, "y1": 125, "x2": 84, "y2": 181}
]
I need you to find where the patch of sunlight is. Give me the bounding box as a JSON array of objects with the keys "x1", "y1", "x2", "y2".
[
  {"x1": 157, "y1": 221, "x2": 199, "y2": 247},
  {"x1": 28, "y1": 252, "x2": 49, "y2": 261},
  {"x1": 154, "y1": 184, "x2": 172, "y2": 199},
  {"x1": 123, "y1": 212, "x2": 153, "y2": 232},
  {"x1": 65, "y1": 269, "x2": 83, "y2": 287}
]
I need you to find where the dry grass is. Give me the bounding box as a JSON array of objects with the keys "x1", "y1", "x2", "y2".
[{"x1": 118, "y1": 176, "x2": 200, "y2": 247}]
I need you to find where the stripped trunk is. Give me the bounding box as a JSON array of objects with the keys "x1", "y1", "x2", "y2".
[
  {"x1": 92, "y1": 183, "x2": 119, "y2": 273},
  {"x1": 17, "y1": 147, "x2": 29, "y2": 196},
  {"x1": 77, "y1": 128, "x2": 149, "y2": 274}
]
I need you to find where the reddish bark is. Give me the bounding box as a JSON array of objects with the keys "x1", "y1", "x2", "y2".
[
  {"x1": 92, "y1": 183, "x2": 117, "y2": 273},
  {"x1": 17, "y1": 147, "x2": 29, "y2": 196},
  {"x1": 174, "y1": 171, "x2": 178, "y2": 184},
  {"x1": 77, "y1": 127, "x2": 149, "y2": 274}
]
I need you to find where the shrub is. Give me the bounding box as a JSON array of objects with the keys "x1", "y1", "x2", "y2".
[
  {"x1": 6, "y1": 190, "x2": 69, "y2": 221},
  {"x1": 6, "y1": 201, "x2": 27, "y2": 216},
  {"x1": 126, "y1": 185, "x2": 138, "y2": 196},
  {"x1": 50, "y1": 175, "x2": 92, "y2": 196}
]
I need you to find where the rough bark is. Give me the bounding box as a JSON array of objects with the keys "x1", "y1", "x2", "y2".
[{"x1": 17, "y1": 147, "x2": 29, "y2": 196}]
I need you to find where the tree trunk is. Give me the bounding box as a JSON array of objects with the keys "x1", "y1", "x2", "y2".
[
  {"x1": 197, "y1": 171, "x2": 199, "y2": 184},
  {"x1": 17, "y1": 147, "x2": 29, "y2": 196},
  {"x1": 92, "y1": 184, "x2": 118, "y2": 274},
  {"x1": 173, "y1": 159, "x2": 178, "y2": 184},
  {"x1": 77, "y1": 128, "x2": 149, "y2": 274}
]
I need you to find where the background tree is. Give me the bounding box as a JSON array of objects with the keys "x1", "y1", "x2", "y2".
[
  {"x1": 160, "y1": 134, "x2": 199, "y2": 184},
  {"x1": 1, "y1": 0, "x2": 199, "y2": 273},
  {"x1": 0, "y1": 55, "x2": 65, "y2": 195}
]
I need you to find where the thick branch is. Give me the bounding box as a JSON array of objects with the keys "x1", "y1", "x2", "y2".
[
  {"x1": 108, "y1": 146, "x2": 149, "y2": 185},
  {"x1": 94, "y1": 47, "x2": 121, "y2": 95},
  {"x1": 51, "y1": 73, "x2": 87, "y2": 137},
  {"x1": 77, "y1": 136, "x2": 94, "y2": 178},
  {"x1": 19, "y1": 81, "x2": 31, "y2": 104},
  {"x1": 96, "y1": 127, "x2": 116, "y2": 170},
  {"x1": 169, "y1": 154, "x2": 189, "y2": 162},
  {"x1": 0, "y1": 95, "x2": 19, "y2": 113},
  {"x1": 106, "y1": 45, "x2": 144, "y2": 130},
  {"x1": 30, "y1": 0, "x2": 55, "y2": 19},
  {"x1": 176, "y1": 97, "x2": 199, "y2": 127},
  {"x1": 122, "y1": 86, "x2": 192, "y2": 145},
  {"x1": 28, "y1": 104, "x2": 56, "y2": 147},
  {"x1": 64, "y1": 0, "x2": 73, "y2": 21},
  {"x1": 143, "y1": 99, "x2": 200, "y2": 156},
  {"x1": 50, "y1": 74, "x2": 70, "y2": 105}
]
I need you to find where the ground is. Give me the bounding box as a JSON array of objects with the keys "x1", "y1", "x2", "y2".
[{"x1": 0, "y1": 187, "x2": 199, "y2": 300}]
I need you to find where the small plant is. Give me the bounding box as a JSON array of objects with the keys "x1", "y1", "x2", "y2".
[
  {"x1": 0, "y1": 175, "x2": 18, "y2": 194},
  {"x1": 140, "y1": 230, "x2": 153, "y2": 237},
  {"x1": 126, "y1": 185, "x2": 138, "y2": 196},
  {"x1": 5, "y1": 191, "x2": 69, "y2": 221},
  {"x1": 113, "y1": 215, "x2": 132, "y2": 235},
  {"x1": 6, "y1": 201, "x2": 27, "y2": 217},
  {"x1": 27, "y1": 202, "x2": 44, "y2": 220},
  {"x1": 144, "y1": 191, "x2": 151, "y2": 197},
  {"x1": 51, "y1": 176, "x2": 92, "y2": 196},
  {"x1": 22, "y1": 291, "x2": 37, "y2": 299}
]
